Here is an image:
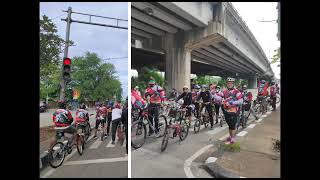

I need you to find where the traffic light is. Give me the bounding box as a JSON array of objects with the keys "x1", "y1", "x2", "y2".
[{"x1": 63, "y1": 57, "x2": 71, "y2": 83}]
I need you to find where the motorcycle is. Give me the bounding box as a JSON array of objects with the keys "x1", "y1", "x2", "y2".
[{"x1": 39, "y1": 104, "x2": 48, "y2": 113}]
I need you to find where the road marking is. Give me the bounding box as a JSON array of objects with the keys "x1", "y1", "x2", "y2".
[
  {"x1": 206, "y1": 126, "x2": 227, "y2": 135},
  {"x1": 240, "y1": 176, "x2": 246, "y2": 178},
  {"x1": 266, "y1": 111, "x2": 271, "y2": 115},
  {"x1": 106, "y1": 139, "x2": 116, "y2": 147},
  {"x1": 219, "y1": 134, "x2": 230, "y2": 141},
  {"x1": 134, "y1": 147, "x2": 160, "y2": 156},
  {"x1": 237, "y1": 131, "x2": 248, "y2": 137},
  {"x1": 41, "y1": 148, "x2": 77, "y2": 178},
  {"x1": 89, "y1": 138, "x2": 102, "y2": 149},
  {"x1": 205, "y1": 157, "x2": 217, "y2": 164},
  {"x1": 256, "y1": 118, "x2": 263, "y2": 122},
  {"x1": 63, "y1": 156, "x2": 128, "y2": 166},
  {"x1": 247, "y1": 124, "x2": 256, "y2": 128},
  {"x1": 261, "y1": 114, "x2": 267, "y2": 118},
  {"x1": 184, "y1": 144, "x2": 213, "y2": 178}
]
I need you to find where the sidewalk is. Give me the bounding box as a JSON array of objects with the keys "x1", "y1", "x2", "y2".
[{"x1": 205, "y1": 108, "x2": 280, "y2": 178}]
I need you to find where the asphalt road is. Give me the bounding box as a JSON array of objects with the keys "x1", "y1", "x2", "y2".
[
  {"x1": 131, "y1": 114, "x2": 258, "y2": 178},
  {"x1": 40, "y1": 130, "x2": 128, "y2": 178}
]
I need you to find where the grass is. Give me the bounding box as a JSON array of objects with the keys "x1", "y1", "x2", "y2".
[{"x1": 220, "y1": 142, "x2": 241, "y2": 152}]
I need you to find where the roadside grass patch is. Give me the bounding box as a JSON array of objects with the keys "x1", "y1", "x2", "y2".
[{"x1": 219, "y1": 141, "x2": 241, "y2": 152}]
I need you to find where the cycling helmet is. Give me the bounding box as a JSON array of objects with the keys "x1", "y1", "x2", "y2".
[
  {"x1": 260, "y1": 80, "x2": 266, "y2": 84},
  {"x1": 201, "y1": 85, "x2": 208, "y2": 89},
  {"x1": 148, "y1": 79, "x2": 155, "y2": 85},
  {"x1": 183, "y1": 85, "x2": 188, "y2": 90},
  {"x1": 58, "y1": 100, "x2": 66, "y2": 109},
  {"x1": 227, "y1": 77, "x2": 235, "y2": 82},
  {"x1": 195, "y1": 85, "x2": 200, "y2": 89}
]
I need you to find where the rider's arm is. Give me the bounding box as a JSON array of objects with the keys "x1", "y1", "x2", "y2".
[
  {"x1": 229, "y1": 91, "x2": 243, "y2": 106},
  {"x1": 177, "y1": 92, "x2": 184, "y2": 101}
]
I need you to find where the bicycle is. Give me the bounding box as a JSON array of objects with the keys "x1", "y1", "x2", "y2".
[
  {"x1": 193, "y1": 102, "x2": 210, "y2": 133},
  {"x1": 75, "y1": 113, "x2": 95, "y2": 144},
  {"x1": 131, "y1": 104, "x2": 167, "y2": 149},
  {"x1": 48, "y1": 125, "x2": 84, "y2": 168},
  {"x1": 161, "y1": 102, "x2": 189, "y2": 152}
]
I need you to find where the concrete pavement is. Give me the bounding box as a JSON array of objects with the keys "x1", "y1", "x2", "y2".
[
  {"x1": 131, "y1": 112, "x2": 258, "y2": 178},
  {"x1": 204, "y1": 107, "x2": 280, "y2": 178},
  {"x1": 40, "y1": 131, "x2": 127, "y2": 178}
]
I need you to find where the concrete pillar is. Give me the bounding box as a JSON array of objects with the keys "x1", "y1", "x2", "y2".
[
  {"x1": 248, "y1": 76, "x2": 258, "y2": 89},
  {"x1": 164, "y1": 33, "x2": 191, "y2": 91},
  {"x1": 135, "y1": 40, "x2": 143, "y2": 48}
]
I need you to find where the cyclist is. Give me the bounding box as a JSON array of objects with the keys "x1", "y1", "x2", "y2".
[
  {"x1": 105, "y1": 103, "x2": 113, "y2": 137},
  {"x1": 93, "y1": 103, "x2": 106, "y2": 139},
  {"x1": 192, "y1": 85, "x2": 201, "y2": 118},
  {"x1": 75, "y1": 103, "x2": 89, "y2": 123},
  {"x1": 144, "y1": 79, "x2": 163, "y2": 137},
  {"x1": 50, "y1": 100, "x2": 77, "y2": 149},
  {"x1": 240, "y1": 84, "x2": 258, "y2": 121},
  {"x1": 122, "y1": 97, "x2": 128, "y2": 154},
  {"x1": 111, "y1": 103, "x2": 122, "y2": 144},
  {"x1": 219, "y1": 77, "x2": 243, "y2": 144},
  {"x1": 212, "y1": 86, "x2": 224, "y2": 124},
  {"x1": 176, "y1": 85, "x2": 193, "y2": 125},
  {"x1": 257, "y1": 79, "x2": 269, "y2": 114},
  {"x1": 269, "y1": 81, "x2": 277, "y2": 111},
  {"x1": 197, "y1": 84, "x2": 214, "y2": 130},
  {"x1": 276, "y1": 83, "x2": 280, "y2": 94}
]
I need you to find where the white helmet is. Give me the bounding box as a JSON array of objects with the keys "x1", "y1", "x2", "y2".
[{"x1": 227, "y1": 77, "x2": 235, "y2": 82}]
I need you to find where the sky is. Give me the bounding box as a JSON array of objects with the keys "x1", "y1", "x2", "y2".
[
  {"x1": 40, "y1": 2, "x2": 128, "y2": 98},
  {"x1": 232, "y1": 2, "x2": 280, "y2": 79}
]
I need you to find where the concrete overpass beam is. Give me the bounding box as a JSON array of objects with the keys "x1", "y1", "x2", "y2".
[
  {"x1": 131, "y1": 19, "x2": 165, "y2": 36},
  {"x1": 132, "y1": 2, "x2": 193, "y2": 30},
  {"x1": 164, "y1": 33, "x2": 191, "y2": 91}
]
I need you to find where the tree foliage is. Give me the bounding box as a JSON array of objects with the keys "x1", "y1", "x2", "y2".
[
  {"x1": 131, "y1": 67, "x2": 166, "y2": 93},
  {"x1": 72, "y1": 52, "x2": 122, "y2": 102},
  {"x1": 271, "y1": 47, "x2": 280, "y2": 66}
]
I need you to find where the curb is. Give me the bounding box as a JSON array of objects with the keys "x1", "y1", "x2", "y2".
[{"x1": 204, "y1": 160, "x2": 242, "y2": 178}]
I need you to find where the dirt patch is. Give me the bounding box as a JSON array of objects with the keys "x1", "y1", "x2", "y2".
[{"x1": 40, "y1": 125, "x2": 55, "y2": 142}]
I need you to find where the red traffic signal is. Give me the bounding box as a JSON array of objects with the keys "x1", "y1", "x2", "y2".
[{"x1": 63, "y1": 58, "x2": 71, "y2": 65}]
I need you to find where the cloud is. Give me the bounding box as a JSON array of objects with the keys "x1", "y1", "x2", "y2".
[{"x1": 40, "y1": 2, "x2": 129, "y2": 96}]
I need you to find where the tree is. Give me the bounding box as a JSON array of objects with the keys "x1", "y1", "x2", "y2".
[
  {"x1": 71, "y1": 52, "x2": 122, "y2": 103},
  {"x1": 271, "y1": 47, "x2": 280, "y2": 67}
]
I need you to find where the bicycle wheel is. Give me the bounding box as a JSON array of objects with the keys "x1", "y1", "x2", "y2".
[
  {"x1": 85, "y1": 124, "x2": 91, "y2": 142},
  {"x1": 48, "y1": 142, "x2": 66, "y2": 168},
  {"x1": 158, "y1": 115, "x2": 168, "y2": 137},
  {"x1": 193, "y1": 119, "x2": 201, "y2": 133},
  {"x1": 179, "y1": 120, "x2": 189, "y2": 141},
  {"x1": 131, "y1": 120, "x2": 146, "y2": 149},
  {"x1": 254, "y1": 104, "x2": 262, "y2": 118},
  {"x1": 76, "y1": 134, "x2": 84, "y2": 155},
  {"x1": 161, "y1": 128, "x2": 170, "y2": 152}
]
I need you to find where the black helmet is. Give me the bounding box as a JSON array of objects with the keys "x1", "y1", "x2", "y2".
[
  {"x1": 58, "y1": 100, "x2": 66, "y2": 109},
  {"x1": 80, "y1": 104, "x2": 86, "y2": 109}
]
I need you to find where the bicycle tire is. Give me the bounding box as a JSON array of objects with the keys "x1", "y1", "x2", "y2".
[
  {"x1": 131, "y1": 120, "x2": 146, "y2": 149},
  {"x1": 179, "y1": 120, "x2": 189, "y2": 141},
  {"x1": 204, "y1": 117, "x2": 209, "y2": 128},
  {"x1": 194, "y1": 119, "x2": 201, "y2": 133},
  {"x1": 76, "y1": 134, "x2": 84, "y2": 155},
  {"x1": 85, "y1": 123, "x2": 91, "y2": 142},
  {"x1": 161, "y1": 128, "x2": 170, "y2": 152},
  {"x1": 48, "y1": 142, "x2": 66, "y2": 168},
  {"x1": 158, "y1": 115, "x2": 168, "y2": 137}
]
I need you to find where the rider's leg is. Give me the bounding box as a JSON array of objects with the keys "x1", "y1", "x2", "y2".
[
  {"x1": 215, "y1": 104, "x2": 220, "y2": 124},
  {"x1": 148, "y1": 105, "x2": 154, "y2": 135},
  {"x1": 206, "y1": 104, "x2": 214, "y2": 128},
  {"x1": 154, "y1": 105, "x2": 160, "y2": 133},
  {"x1": 94, "y1": 119, "x2": 101, "y2": 137},
  {"x1": 111, "y1": 118, "x2": 120, "y2": 143},
  {"x1": 107, "y1": 113, "x2": 112, "y2": 135}
]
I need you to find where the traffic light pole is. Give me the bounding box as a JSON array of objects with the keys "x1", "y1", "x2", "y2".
[{"x1": 60, "y1": 7, "x2": 72, "y2": 101}]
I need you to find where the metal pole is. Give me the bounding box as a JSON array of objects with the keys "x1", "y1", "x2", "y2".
[{"x1": 60, "y1": 7, "x2": 72, "y2": 101}]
